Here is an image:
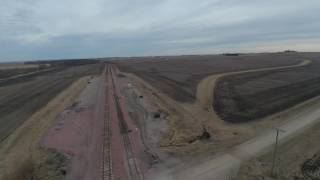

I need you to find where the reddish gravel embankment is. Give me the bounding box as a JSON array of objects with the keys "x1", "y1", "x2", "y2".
[
  {"x1": 108, "y1": 65, "x2": 148, "y2": 179},
  {"x1": 42, "y1": 65, "x2": 148, "y2": 180},
  {"x1": 43, "y1": 75, "x2": 105, "y2": 180}
]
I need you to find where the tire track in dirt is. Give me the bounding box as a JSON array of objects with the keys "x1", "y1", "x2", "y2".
[
  {"x1": 174, "y1": 94, "x2": 320, "y2": 180},
  {"x1": 124, "y1": 59, "x2": 311, "y2": 147},
  {"x1": 117, "y1": 59, "x2": 315, "y2": 180},
  {"x1": 196, "y1": 59, "x2": 311, "y2": 121}
]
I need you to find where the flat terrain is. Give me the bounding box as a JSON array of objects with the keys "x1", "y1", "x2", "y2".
[
  {"x1": 2, "y1": 54, "x2": 320, "y2": 179},
  {"x1": 116, "y1": 53, "x2": 302, "y2": 102},
  {"x1": 214, "y1": 53, "x2": 320, "y2": 122},
  {"x1": 0, "y1": 62, "x2": 38, "y2": 70},
  {"x1": 116, "y1": 53, "x2": 320, "y2": 124},
  {"x1": 173, "y1": 92, "x2": 320, "y2": 180},
  {"x1": 114, "y1": 53, "x2": 320, "y2": 175},
  {"x1": 0, "y1": 63, "x2": 103, "y2": 141},
  {"x1": 0, "y1": 68, "x2": 40, "y2": 79}
]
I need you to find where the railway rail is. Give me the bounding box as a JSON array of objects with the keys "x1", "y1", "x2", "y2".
[
  {"x1": 109, "y1": 65, "x2": 143, "y2": 180},
  {"x1": 103, "y1": 66, "x2": 113, "y2": 180}
]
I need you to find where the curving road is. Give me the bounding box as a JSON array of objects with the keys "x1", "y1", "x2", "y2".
[
  {"x1": 196, "y1": 59, "x2": 311, "y2": 111},
  {"x1": 173, "y1": 97, "x2": 320, "y2": 179},
  {"x1": 152, "y1": 59, "x2": 320, "y2": 180}
]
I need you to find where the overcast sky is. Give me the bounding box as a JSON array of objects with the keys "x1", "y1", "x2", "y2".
[{"x1": 0, "y1": 0, "x2": 319, "y2": 61}]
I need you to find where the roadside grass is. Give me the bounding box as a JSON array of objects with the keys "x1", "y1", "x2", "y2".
[
  {"x1": 237, "y1": 119, "x2": 320, "y2": 180},
  {"x1": 2, "y1": 150, "x2": 69, "y2": 180},
  {"x1": 3, "y1": 157, "x2": 35, "y2": 180}
]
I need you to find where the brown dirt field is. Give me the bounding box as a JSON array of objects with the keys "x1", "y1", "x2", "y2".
[
  {"x1": 0, "y1": 75, "x2": 91, "y2": 179},
  {"x1": 0, "y1": 62, "x2": 38, "y2": 70},
  {"x1": 0, "y1": 67, "x2": 39, "y2": 79},
  {"x1": 214, "y1": 54, "x2": 320, "y2": 123},
  {"x1": 115, "y1": 53, "x2": 304, "y2": 102},
  {"x1": 117, "y1": 60, "x2": 320, "y2": 180},
  {"x1": 0, "y1": 64, "x2": 103, "y2": 142},
  {"x1": 196, "y1": 59, "x2": 311, "y2": 116},
  {"x1": 114, "y1": 52, "x2": 320, "y2": 156}
]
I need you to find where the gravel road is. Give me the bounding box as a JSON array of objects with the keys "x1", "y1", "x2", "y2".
[{"x1": 172, "y1": 99, "x2": 320, "y2": 180}]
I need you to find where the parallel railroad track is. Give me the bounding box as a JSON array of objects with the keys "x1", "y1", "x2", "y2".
[
  {"x1": 103, "y1": 66, "x2": 113, "y2": 180},
  {"x1": 109, "y1": 65, "x2": 143, "y2": 180}
]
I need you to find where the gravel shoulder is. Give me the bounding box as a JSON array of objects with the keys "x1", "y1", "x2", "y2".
[{"x1": 43, "y1": 76, "x2": 105, "y2": 180}]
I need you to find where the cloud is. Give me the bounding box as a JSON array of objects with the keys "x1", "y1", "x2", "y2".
[{"x1": 0, "y1": 0, "x2": 319, "y2": 61}]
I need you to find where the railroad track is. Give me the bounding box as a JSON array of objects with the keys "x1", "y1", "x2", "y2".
[
  {"x1": 103, "y1": 66, "x2": 113, "y2": 180},
  {"x1": 109, "y1": 65, "x2": 143, "y2": 180}
]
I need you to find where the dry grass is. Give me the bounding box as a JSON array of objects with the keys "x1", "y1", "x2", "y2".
[
  {"x1": 0, "y1": 76, "x2": 91, "y2": 179},
  {"x1": 125, "y1": 73, "x2": 203, "y2": 148},
  {"x1": 2, "y1": 157, "x2": 35, "y2": 180},
  {"x1": 0, "y1": 63, "x2": 38, "y2": 70},
  {"x1": 122, "y1": 59, "x2": 320, "y2": 159},
  {"x1": 237, "y1": 115, "x2": 320, "y2": 180},
  {"x1": 2, "y1": 150, "x2": 69, "y2": 180}
]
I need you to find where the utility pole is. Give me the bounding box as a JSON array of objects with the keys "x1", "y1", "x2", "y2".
[{"x1": 271, "y1": 128, "x2": 285, "y2": 176}]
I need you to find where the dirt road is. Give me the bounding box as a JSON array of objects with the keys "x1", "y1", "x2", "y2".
[
  {"x1": 196, "y1": 59, "x2": 311, "y2": 112},
  {"x1": 171, "y1": 97, "x2": 320, "y2": 180},
  {"x1": 145, "y1": 59, "x2": 317, "y2": 180}
]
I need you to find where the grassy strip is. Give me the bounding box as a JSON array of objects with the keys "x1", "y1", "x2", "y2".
[{"x1": 238, "y1": 120, "x2": 320, "y2": 179}]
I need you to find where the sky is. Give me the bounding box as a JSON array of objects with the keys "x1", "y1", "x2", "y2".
[{"x1": 0, "y1": 0, "x2": 320, "y2": 61}]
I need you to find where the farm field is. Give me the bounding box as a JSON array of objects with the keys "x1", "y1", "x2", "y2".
[
  {"x1": 0, "y1": 63, "x2": 103, "y2": 141},
  {"x1": 2, "y1": 53, "x2": 320, "y2": 180},
  {"x1": 115, "y1": 52, "x2": 320, "y2": 179},
  {"x1": 214, "y1": 53, "x2": 320, "y2": 122},
  {"x1": 116, "y1": 53, "x2": 303, "y2": 102},
  {"x1": 116, "y1": 53, "x2": 320, "y2": 122},
  {"x1": 0, "y1": 67, "x2": 40, "y2": 79},
  {"x1": 0, "y1": 62, "x2": 38, "y2": 70}
]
